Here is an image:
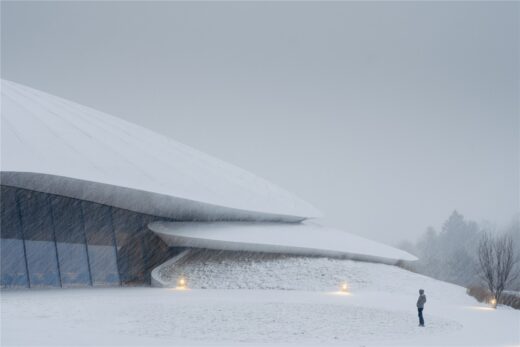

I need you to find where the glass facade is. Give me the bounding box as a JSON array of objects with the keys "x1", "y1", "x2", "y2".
[
  {"x1": 83, "y1": 202, "x2": 120, "y2": 286},
  {"x1": 0, "y1": 186, "x2": 28, "y2": 287},
  {"x1": 0, "y1": 185, "x2": 180, "y2": 288}
]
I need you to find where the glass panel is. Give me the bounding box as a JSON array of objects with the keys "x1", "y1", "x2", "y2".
[
  {"x1": 51, "y1": 196, "x2": 91, "y2": 287},
  {"x1": 1, "y1": 186, "x2": 24, "y2": 239},
  {"x1": 55, "y1": 243, "x2": 91, "y2": 286},
  {"x1": 82, "y1": 201, "x2": 120, "y2": 286},
  {"x1": 1, "y1": 186, "x2": 29, "y2": 288},
  {"x1": 87, "y1": 245, "x2": 120, "y2": 285},
  {"x1": 24, "y1": 240, "x2": 61, "y2": 287},
  {"x1": 112, "y1": 208, "x2": 146, "y2": 285},
  {"x1": 18, "y1": 189, "x2": 60, "y2": 287},
  {"x1": 3, "y1": 187, "x2": 177, "y2": 289},
  {"x1": 1, "y1": 239, "x2": 28, "y2": 288}
]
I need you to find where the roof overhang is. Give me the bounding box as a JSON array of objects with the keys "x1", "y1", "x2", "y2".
[
  {"x1": 1, "y1": 79, "x2": 321, "y2": 222},
  {"x1": 1, "y1": 171, "x2": 306, "y2": 222},
  {"x1": 149, "y1": 221, "x2": 418, "y2": 264}
]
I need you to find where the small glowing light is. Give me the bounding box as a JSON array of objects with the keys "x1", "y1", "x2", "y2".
[
  {"x1": 490, "y1": 298, "x2": 497, "y2": 306},
  {"x1": 176, "y1": 276, "x2": 187, "y2": 289},
  {"x1": 340, "y1": 282, "x2": 348, "y2": 292}
]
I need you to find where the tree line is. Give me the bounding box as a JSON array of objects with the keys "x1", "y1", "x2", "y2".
[{"x1": 397, "y1": 211, "x2": 520, "y2": 297}]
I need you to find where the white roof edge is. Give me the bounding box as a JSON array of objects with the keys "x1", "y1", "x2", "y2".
[
  {"x1": 1, "y1": 79, "x2": 322, "y2": 220},
  {"x1": 149, "y1": 221, "x2": 418, "y2": 264},
  {"x1": 1, "y1": 171, "x2": 307, "y2": 223}
]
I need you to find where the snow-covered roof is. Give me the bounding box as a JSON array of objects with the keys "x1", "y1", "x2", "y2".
[
  {"x1": 149, "y1": 221, "x2": 418, "y2": 263},
  {"x1": 0, "y1": 79, "x2": 320, "y2": 221}
]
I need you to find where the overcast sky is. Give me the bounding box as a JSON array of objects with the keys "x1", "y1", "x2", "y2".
[{"x1": 2, "y1": 1, "x2": 518, "y2": 245}]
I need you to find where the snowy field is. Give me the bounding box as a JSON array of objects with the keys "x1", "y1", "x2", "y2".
[{"x1": 2, "y1": 254, "x2": 519, "y2": 346}]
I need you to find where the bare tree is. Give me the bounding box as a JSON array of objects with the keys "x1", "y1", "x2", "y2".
[{"x1": 477, "y1": 232, "x2": 519, "y2": 308}]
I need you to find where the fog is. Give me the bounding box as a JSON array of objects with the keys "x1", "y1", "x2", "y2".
[{"x1": 1, "y1": 1, "x2": 518, "y2": 245}]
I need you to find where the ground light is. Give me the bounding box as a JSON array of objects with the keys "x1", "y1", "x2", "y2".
[
  {"x1": 340, "y1": 282, "x2": 349, "y2": 293},
  {"x1": 490, "y1": 298, "x2": 497, "y2": 307},
  {"x1": 176, "y1": 276, "x2": 188, "y2": 290}
]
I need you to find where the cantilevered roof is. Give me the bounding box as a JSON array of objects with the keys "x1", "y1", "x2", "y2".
[
  {"x1": 1, "y1": 79, "x2": 320, "y2": 221},
  {"x1": 149, "y1": 221, "x2": 417, "y2": 263}
]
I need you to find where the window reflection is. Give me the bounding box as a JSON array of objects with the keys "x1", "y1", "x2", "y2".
[
  {"x1": 24, "y1": 240, "x2": 61, "y2": 287},
  {"x1": 18, "y1": 190, "x2": 61, "y2": 288},
  {"x1": 51, "y1": 196, "x2": 91, "y2": 287},
  {"x1": 1, "y1": 186, "x2": 28, "y2": 288},
  {"x1": 1, "y1": 239, "x2": 28, "y2": 287},
  {"x1": 88, "y1": 245, "x2": 120, "y2": 285},
  {"x1": 1, "y1": 186, "x2": 176, "y2": 289},
  {"x1": 56, "y1": 243, "x2": 91, "y2": 286},
  {"x1": 83, "y1": 202, "x2": 120, "y2": 286},
  {"x1": 112, "y1": 208, "x2": 146, "y2": 285}
]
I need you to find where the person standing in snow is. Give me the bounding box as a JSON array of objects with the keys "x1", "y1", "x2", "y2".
[{"x1": 416, "y1": 289, "x2": 427, "y2": 327}]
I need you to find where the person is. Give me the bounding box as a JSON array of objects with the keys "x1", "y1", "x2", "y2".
[{"x1": 416, "y1": 289, "x2": 427, "y2": 327}]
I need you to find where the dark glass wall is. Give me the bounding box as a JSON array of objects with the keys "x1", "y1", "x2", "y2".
[
  {"x1": 0, "y1": 185, "x2": 179, "y2": 289},
  {"x1": 18, "y1": 189, "x2": 61, "y2": 287},
  {"x1": 83, "y1": 202, "x2": 120, "y2": 286},
  {"x1": 51, "y1": 196, "x2": 91, "y2": 287},
  {"x1": 0, "y1": 186, "x2": 28, "y2": 287}
]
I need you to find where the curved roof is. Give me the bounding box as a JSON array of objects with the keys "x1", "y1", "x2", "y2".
[
  {"x1": 149, "y1": 221, "x2": 417, "y2": 263},
  {"x1": 1, "y1": 79, "x2": 321, "y2": 221}
]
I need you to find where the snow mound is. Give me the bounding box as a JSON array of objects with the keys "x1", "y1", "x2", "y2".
[{"x1": 157, "y1": 249, "x2": 453, "y2": 295}]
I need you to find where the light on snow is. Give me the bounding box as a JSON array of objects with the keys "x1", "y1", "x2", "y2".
[
  {"x1": 340, "y1": 282, "x2": 349, "y2": 292},
  {"x1": 176, "y1": 276, "x2": 188, "y2": 290}
]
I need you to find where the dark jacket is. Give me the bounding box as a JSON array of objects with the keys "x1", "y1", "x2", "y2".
[{"x1": 417, "y1": 294, "x2": 427, "y2": 308}]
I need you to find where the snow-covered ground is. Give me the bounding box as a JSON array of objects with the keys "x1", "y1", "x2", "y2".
[{"x1": 2, "y1": 253, "x2": 519, "y2": 346}]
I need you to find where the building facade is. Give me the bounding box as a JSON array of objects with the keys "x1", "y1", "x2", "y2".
[
  {"x1": 0, "y1": 79, "x2": 415, "y2": 290},
  {"x1": 1, "y1": 185, "x2": 180, "y2": 288}
]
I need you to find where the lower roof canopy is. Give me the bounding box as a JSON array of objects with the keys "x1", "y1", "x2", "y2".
[{"x1": 148, "y1": 221, "x2": 417, "y2": 264}]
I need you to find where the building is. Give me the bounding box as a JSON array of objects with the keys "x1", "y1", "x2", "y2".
[{"x1": 0, "y1": 79, "x2": 415, "y2": 289}]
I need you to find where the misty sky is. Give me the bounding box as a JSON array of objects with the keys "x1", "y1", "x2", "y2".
[{"x1": 1, "y1": 1, "x2": 518, "y2": 245}]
